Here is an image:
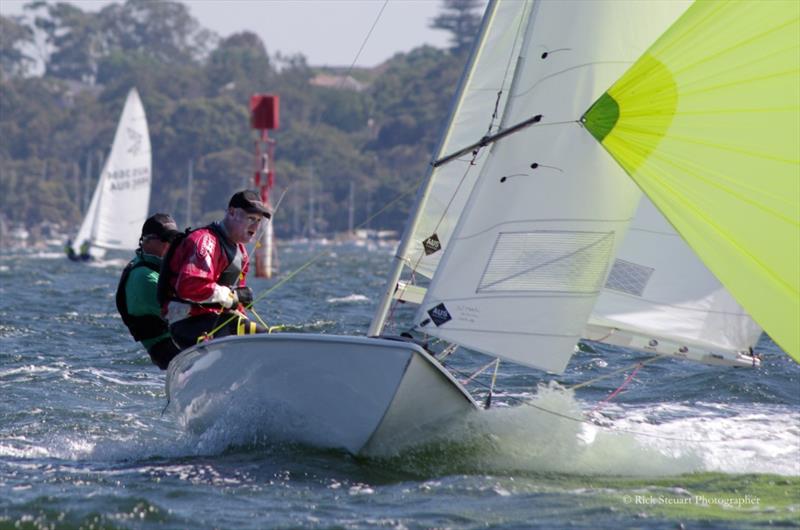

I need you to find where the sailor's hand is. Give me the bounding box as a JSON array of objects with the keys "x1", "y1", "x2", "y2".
[
  {"x1": 234, "y1": 286, "x2": 254, "y2": 307},
  {"x1": 222, "y1": 287, "x2": 238, "y2": 309}
]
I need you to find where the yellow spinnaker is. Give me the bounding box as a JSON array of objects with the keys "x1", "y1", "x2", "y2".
[{"x1": 583, "y1": 0, "x2": 800, "y2": 361}]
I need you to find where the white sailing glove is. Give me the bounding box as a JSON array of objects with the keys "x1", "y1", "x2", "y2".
[{"x1": 208, "y1": 285, "x2": 237, "y2": 308}]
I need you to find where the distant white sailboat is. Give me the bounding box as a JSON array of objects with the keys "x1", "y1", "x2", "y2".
[
  {"x1": 166, "y1": 0, "x2": 798, "y2": 455},
  {"x1": 69, "y1": 88, "x2": 151, "y2": 260}
]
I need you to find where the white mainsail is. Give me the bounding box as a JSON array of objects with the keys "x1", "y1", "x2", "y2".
[
  {"x1": 587, "y1": 197, "x2": 763, "y2": 360},
  {"x1": 71, "y1": 88, "x2": 151, "y2": 258},
  {"x1": 400, "y1": 0, "x2": 531, "y2": 280},
  {"x1": 411, "y1": 0, "x2": 690, "y2": 373}
]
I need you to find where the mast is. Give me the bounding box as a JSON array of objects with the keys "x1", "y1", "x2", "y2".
[
  {"x1": 368, "y1": 0, "x2": 502, "y2": 336},
  {"x1": 82, "y1": 153, "x2": 92, "y2": 214},
  {"x1": 89, "y1": 153, "x2": 106, "y2": 245},
  {"x1": 348, "y1": 180, "x2": 355, "y2": 235},
  {"x1": 307, "y1": 165, "x2": 315, "y2": 237}
]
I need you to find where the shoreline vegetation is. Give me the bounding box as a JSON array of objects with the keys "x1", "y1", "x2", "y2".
[{"x1": 0, "y1": 0, "x2": 484, "y2": 244}]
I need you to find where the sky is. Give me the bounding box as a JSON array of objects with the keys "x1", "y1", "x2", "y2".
[{"x1": 0, "y1": 0, "x2": 462, "y2": 67}]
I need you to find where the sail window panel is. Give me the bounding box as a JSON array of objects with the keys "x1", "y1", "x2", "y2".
[
  {"x1": 477, "y1": 231, "x2": 614, "y2": 294},
  {"x1": 604, "y1": 259, "x2": 654, "y2": 297}
]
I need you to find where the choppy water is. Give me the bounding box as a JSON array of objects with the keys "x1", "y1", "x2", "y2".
[{"x1": 1, "y1": 243, "x2": 798, "y2": 529}]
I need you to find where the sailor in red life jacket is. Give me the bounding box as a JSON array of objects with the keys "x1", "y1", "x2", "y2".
[{"x1": 160, "y1": 190, "x2": 271, "y2": 349}]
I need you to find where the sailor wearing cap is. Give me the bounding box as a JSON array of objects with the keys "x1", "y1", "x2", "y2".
[
  {"x1": 115, "y1": 213, "x2": 182, "y2": 369},
  {"x1": 159, "y1": 190, "x2": 271, "y2": 349}
]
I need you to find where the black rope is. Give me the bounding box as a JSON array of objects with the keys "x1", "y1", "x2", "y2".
[{"x1": 341, "y1": 0, "x2": 389, "y2": 85}]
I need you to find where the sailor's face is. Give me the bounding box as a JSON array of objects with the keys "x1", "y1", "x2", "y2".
[
  {"x1": 141, "y1": 236, "x2": 172, "y2": 257},
  {"x1": 227, "y1": 208, "x2": 262, "y2": 244}
]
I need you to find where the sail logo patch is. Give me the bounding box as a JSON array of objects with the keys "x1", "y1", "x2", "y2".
[
  {"x1": 423, "y1": 234, "x2": 441, "y2": 255},
  {"x1": 427, "y1": 303, "x2": 452, "y2": 326},
  {"x1": 126, "y1": 128, "x2": 143, "y2": 156}
]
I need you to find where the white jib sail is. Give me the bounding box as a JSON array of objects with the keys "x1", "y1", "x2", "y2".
[
  {"x1": 414, "y1": 0, "x2": 690, "y2": 374},
  {"x1": 72, "y1": 88, "x2": 151, "y2": 256},
  {"x1": 587, "y1": 196, "x2": 763, "y2": 355},
  {"x1": 400, "y1": 0, "x2": 531, "y2": 280}
]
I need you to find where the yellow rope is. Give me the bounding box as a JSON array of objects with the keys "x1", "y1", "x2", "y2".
[{"x1": 249, "y1": 306, "x2": 270, "y2": 329}]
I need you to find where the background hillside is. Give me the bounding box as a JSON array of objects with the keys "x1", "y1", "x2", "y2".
[{"x1": 0, "y1": 0, "x2": 482, "y2": 240}]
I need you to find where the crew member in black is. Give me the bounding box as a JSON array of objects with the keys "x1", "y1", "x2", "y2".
[{"x1": 116, "y1": 214, "x2": 182, "y2": 369}]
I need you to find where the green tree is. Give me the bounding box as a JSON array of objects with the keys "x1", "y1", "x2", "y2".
[
  {"x1": 430, "y1": 0, "x2": 484, "y2": 55},
  {"x1": 159, "y1": 97, "x2": 250, "y2": 162},
  {"x1": 97, "y1": 50, "x2": 207, "y2": 101},
  {"x1": 33, "y1": 0, "x2": 212, "y2": 83},
  {"x1": 0, "y1": 77, "x2": 68, "y2": 160},
  {"x1": 269, "y1": 52, "x2": 315, "y2": 124},
  {"x1": 316, "y1": 86, "x2": 369, "y2": 133},
  {"x1": 33, "y1": 2, "x2": 99, "y2": 82},
  {"x1": 99, "y1": 0, "x2": 214, "y2": 64},
  {"x1": 206, "y1": 32, "x2": 273, "y2": 99},
  {"x1": 191, "y1": 147, "x2": 253, "y2": 219},
  {"x1": 368, "y1": 46, "x2": 462, "y2": 153},
  {"x1": 0, "y1": 15, "x2": 35, "y2": 78},
  {"x1": 0, "y1": 1, "x2": 473, "y2": 238}
]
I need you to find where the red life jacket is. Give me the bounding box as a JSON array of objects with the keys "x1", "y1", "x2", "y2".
[{"x1": 158, "y1": 222, "x2": 248, "y2": 320}]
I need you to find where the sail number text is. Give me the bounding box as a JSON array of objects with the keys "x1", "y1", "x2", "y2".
[{"x1": 106, "y1": 166, "x2": 151, "y2": 192}]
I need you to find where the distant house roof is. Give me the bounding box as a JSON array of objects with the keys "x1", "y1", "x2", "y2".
[
  {"x1": 309, "y1": 73, "x2": 367, "y2": 92},
  {"x1": 56, "y1": 79, "x2": 104, "y2": 109}
]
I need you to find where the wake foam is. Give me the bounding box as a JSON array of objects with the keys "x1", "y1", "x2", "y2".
[
  {"x1": 369, "y1": 384, "x2": 799, "y2": 477},
  {"x1": 3, "y1": 384, "x2": 796, "y2": 478}
]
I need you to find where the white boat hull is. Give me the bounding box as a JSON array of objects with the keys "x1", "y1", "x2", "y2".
[{"x1": 165, "y1": 333, "x2": 477, "y2": 455}]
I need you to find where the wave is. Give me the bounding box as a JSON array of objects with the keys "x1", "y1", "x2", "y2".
[
  {"x1": 7, "y1": 383, "x2": 793, "y2": 480},
  {"x1": 326, "y1": 294, "x2": 370, "y2": 304},
  {"x1": 365, "y1": 385, "x2": 800, "y2": 477}
]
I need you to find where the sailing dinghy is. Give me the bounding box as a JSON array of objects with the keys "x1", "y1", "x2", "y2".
[
  {"x1": 166, "y1": 0, "x2": 799, "y2": 455},
  {"x1": 69, "y1": 88, "x2": 152, "y2": 260}
]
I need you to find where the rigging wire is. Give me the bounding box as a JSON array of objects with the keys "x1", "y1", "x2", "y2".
[{"x1": 343, "y1": 0, "x2": 389, "y2": 78}]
